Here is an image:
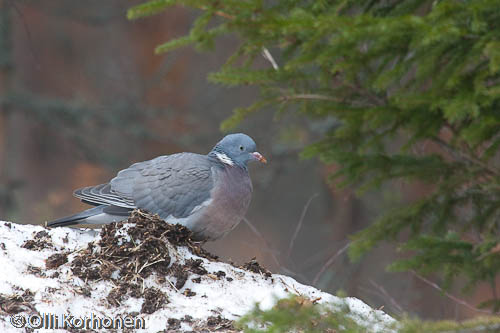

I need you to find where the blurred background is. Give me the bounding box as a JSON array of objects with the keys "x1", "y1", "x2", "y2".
[{"x1": 0, "y1": 0, "x2": 489, "y2": 321}]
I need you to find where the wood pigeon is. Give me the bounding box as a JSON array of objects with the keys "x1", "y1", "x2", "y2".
[{"x1": 46, "y1": 133, "x2": 266, "y2": 241}]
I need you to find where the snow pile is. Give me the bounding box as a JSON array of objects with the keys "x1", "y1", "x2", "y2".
[{"x1": 0, "y1": 212, "x2": 395, "y2": 332}]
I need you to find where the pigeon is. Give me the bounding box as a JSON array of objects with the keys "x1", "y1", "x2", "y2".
[{"x1": 46, "y1": 133, "x2": 267, "y2": 241}]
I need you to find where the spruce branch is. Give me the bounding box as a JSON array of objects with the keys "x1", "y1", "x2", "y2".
[
  {"x1": 345, "y1": 79, "x2": 388, "y2": 107},
  {"x1": 431, "y1": 137, "x2": 499, "y2": 177},
  {"x1": 134, "y1": 0, "x2": 500, "y2": 313},
  {"x1": 277, "y1": 93, "x2": 343, "y2": 103},
  {"x1": 202, "y1": 8, "x2": 279, "y2": 71}
]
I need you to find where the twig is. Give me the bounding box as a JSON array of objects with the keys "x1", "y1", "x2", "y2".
[
  {"x1": 491, "y1": 278, "x2": 498, "y2": 304},
  {"x1": 199, "y1": 6, "x2": 279, "y2": 70},
  {"x1": 8, "y1": 1, "x2": 41, "y2": 70},
  {"x1": 137, "y1": 259, "x2": 165, "y2": 274},
  {"x1": 277, "y1": 93, "x2": 342, "y2": 103},
  {"x1": 261, "y1": 47, "x2": 279, "y2": 70},
  {"x1": 431, "y1": 137, "x2": 499, "y2": 177},
  {"x1": 240, "y1": 220, "x2": 310, "y2": 283},
  {"x1": 411, "y1": 271, "x2": 495, "y2": 315},
  {"x1": 358, "y1": 286, "x2": 388, "y2": 305},
  {"x1": 293, "y1": 246, "x2": 344, "y2": 271},
  {"x1": 240, "y1": 239, "x2": 280, "y2": 257},
  {"x1": 312, "y1": 242, "x2": 350, "y2": 285},
  {"x1": 165, "y1": 277, "x2": 179, "y2": 292},
  {"x1": 368, "y1": 279, "x2": 405, "y2": 314},
  {"x1": 242, "y1": 217, "x2": 281, "y2": 268},
  {"x1": 198, "y1": 6, "x2": 235, "y2": 20},
  {"x1": 279, "y1": 277, "x2": 301, "y2": 295},
  {"x1": 345, "y1": 80, "x2": 387, "y2": 107},
  {"x1": 213, "y1": 10, "x2": 234, "y2": 19},
  {"x1": 287, "y1": 193, "x2": 319, "y2": 259}
]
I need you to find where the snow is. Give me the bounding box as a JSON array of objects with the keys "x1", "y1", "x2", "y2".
[{"x1": 0, "y1": 221, "x2": 396, "y2": 332}]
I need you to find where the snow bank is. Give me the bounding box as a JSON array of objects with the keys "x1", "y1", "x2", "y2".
[{"x1": 0, "y1": 213, "x2": 395, "y2": 332}]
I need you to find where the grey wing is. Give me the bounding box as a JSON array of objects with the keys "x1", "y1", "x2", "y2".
[
  {"x1": 74, "y1": 183, "x2": 136, "y2": 208},
  {"x1": 110, "y1": 153, "x2": 215, "y2": 220}
]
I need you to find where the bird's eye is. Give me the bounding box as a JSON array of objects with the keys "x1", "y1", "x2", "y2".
[{"x1": 239, "y1": 145, "x2": 244, "y2": 151}]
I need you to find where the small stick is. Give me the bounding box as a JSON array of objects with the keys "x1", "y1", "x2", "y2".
[
  {"x1": 368, "y1": 279, "x2": 404, "y2": 314},
  {"x1": 312, "y1": 242, "x2": 349, "y2": 285},
  {"x1": 411, "y1": 271, "x2": 495, "y2": 315},
  {"x1": 242, "y1": 217, "x2": 281, "y2": 268},
  {"x1": 261, "y1": 47, "x2": 279, "y2": 70},
  {"x1": 287, "y1": 193, "x2": 319, "y2": 259}
]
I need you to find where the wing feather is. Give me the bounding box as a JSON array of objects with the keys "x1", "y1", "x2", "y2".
[
  {"x1": 74, "y1": 183, "x2": 136, "y2": 208},
  {"x1": 110, "y1": 153, "x2": 215, "y2": 219},
  {"x1": 73, "y1": 153, "x2": 215, "y2": 219}
]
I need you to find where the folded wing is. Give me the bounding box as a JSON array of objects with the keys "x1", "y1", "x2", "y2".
[{"x1": 73, "y1": 153, "x2": 215, "y2": 220}]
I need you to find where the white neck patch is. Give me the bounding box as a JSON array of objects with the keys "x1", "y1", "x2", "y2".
[{"x1": 216, "y1": 152, "x2": 234, "y2": 166}]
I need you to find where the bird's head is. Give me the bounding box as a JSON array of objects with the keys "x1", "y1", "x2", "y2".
[{"x1": 210, "y1": 133, "x2": 267, "y2": 168}]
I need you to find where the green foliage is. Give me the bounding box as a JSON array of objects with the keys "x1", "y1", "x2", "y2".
[
  {"x1": 128, "y1": 0, "x2": 500, "y2": 311},
  {"x1": 237, "y1": 295, "x2": 388, "y2": 333},
  {"x1": 126, "y1": 0, "x2": 177, "y2": 20},
  {"x1": 398, "y1": 315, "x2": 500, "y2": 333},
  {"x1": 237, "y1": 295, "x2": 500, "y2": 333}
]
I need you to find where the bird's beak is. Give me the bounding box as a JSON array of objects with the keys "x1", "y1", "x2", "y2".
[{"x1": 252, "y1": 152, "x2": 267, "y2": 163}]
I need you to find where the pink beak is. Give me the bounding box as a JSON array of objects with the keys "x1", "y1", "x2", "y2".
[{"x1": 252, "y1": 152, "x2": 267, "y2": 163}]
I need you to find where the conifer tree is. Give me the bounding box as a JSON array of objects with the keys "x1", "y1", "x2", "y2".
[{"x1": 128, "y1": 0, "x2": 500, "y2": 312}]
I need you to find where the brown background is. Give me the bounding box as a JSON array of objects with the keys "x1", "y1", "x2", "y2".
[{"x1": 0, "y1": 0, "x2": 491, "y2": 320}]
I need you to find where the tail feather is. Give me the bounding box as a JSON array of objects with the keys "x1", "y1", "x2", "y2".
[{"x1": 46, "y1": 205, "x2": 106, "y2": 227}]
